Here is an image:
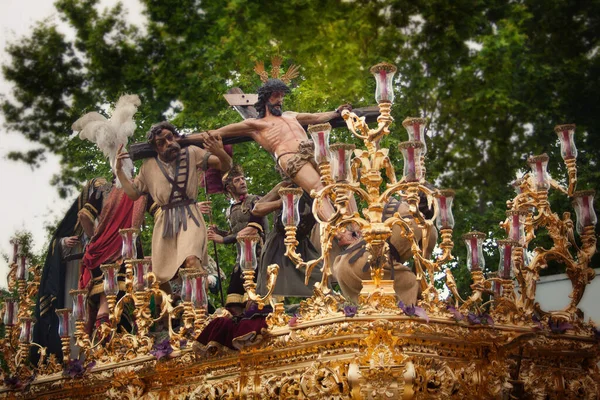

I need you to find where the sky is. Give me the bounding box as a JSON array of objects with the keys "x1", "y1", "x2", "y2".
[{"x1": 0, "y1": 0, "x2": 146, "y2": 288}]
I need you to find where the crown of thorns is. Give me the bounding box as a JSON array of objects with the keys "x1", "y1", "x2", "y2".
[{"x1": 254, "y1": 56, "x2": 300, "y2": 85}]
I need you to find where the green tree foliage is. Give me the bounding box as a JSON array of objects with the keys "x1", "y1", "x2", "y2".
[{"x1": 2, "y1": 0, "x2": 599, "y2": 298}]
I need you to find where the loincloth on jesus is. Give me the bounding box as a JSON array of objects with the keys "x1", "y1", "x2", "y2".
[{"x1": 275, "y1": 140, "x2": 318, "y2": 179}]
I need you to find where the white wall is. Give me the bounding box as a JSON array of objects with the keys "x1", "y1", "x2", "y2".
[{"x1": 533, "y1": 268, "x2": 600, "y2": 324}]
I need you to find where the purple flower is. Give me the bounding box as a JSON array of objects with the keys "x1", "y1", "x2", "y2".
[
  {"x1": 4, "y1": 374, "x2": 35, "y2": 391},
  {"x1": 4, "y1": 376, "x2": 20, "y2": 388},
  {"x1": 64, "y1": 359, "x2": 95, "y2": 379},
  {"x1": 467, "y1": 312, "x2": 494, "y2": 326},
  {"x1": 343, "y1": 305, "x2": 358, "y2": 318},
  {"x1": 532, "y1": 314, "x2": 543, "y2": 330},
  {"x1": 548, "y1": 319, "x2": 573, "y2": 334},
  {"x1": 398, "y1": 301, "x2": 429, "y2": 323},
  {"x1": 447, "y1": 304, "x2": 465, "y2": 322},
  {"x1": 4, "y1": 376, "x2": 22, "y2": 390},
  {"x1": 467, "y1": 312, "x2": 482, "y2": 325},
  {"x1": 288, "y1": 315, "x2": 299, "y2": 327},
  {"x1": 480, "y1": 313, "x2": 494, "y2": 326},
  {"x1": 151, "y1": 338, "x2": 174, "y2": 361},
  {"x1": 179, "y1": 339, "x2": 188, "y2": 348}
]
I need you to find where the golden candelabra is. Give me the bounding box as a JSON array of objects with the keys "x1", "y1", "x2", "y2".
[
  {"x1": 0, "y1": 246, "x2": 49, "y2": 385},
  {"x1": 282, "y1": 62, "x2": 457, "y2": 316},
  {"x1": 65, "y1": 230, "x2": 213, "y2": 364},
  {"x1": 459, "y1": 132, "x2": 598, "y2": 326},
  {"x1": 236, "y1": 234, "x2": 287, "y2": 325},
  {"x1": 280, "y1": 65, "x2": 597, "y2": 331}
]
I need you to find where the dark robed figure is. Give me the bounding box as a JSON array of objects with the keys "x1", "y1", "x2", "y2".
[{"x1": 31, "y1": 178, "x2": 105, "y2": 363}]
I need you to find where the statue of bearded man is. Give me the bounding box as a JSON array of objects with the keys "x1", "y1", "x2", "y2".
[{"x1": 189, "y1": 79, "x2": 351, "y2": 219}]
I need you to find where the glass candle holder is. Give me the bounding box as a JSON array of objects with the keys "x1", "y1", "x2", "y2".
[
  {"x1": 402, "y1": 117, "x2": 428, "y2": 156},
  {"x1": 100, "y1": 263, "x2": 120, "y2": 296},
  {"x1": 527, "y1": 154, "x2": 551, "y2": 191},
  {"x1": 370, "y1": 62, "x2": 397, "y2": 104},
  {"x1": 3, "y1": 298, "x2": 18, "y2": 327},
  {"x1": 55, "y1": 309, "x2": 71, "y2": 338},
  {"x1": 329, "y1": 143, "x2": 355, "y2": 182},
  {"x1": 398, "y1": 141, "x2": 424, "y2": 182},
  {"x1": 511, "y1": 177, "x2": 525, "y2": 195},
  {"x1": 179, "y1": 268, "x2": 194, "y2": 303},
  {"x1": 554, "y1": 124, "x2": 577, "y2": 160},
  {"x1": 190, "y1": 273, "x2": 208, "y2": 310},
  {"x1": 497, "y1": 239, "x2": 519, "y2": 279},
  {"x1": 434, "y1": 189, "x2": 455, "y2": 229},
  {"x1": 16, "y1": 254, "x2": 27, "y2": 281},
  {"x1": 308, "y1": 123, "x2": 331, "y2": 164},
  {"x1": 10, "y1": 238, "x2": 19, "y2": 265},
  {"x1": 70, "y1": 289, "x2": 88, "y2": 322},
  {"x1": 238, "y1": 235, "x2": 260, "y2": 271},
  {"x1": 463, "y1": 232, "x2": 486, "y2": 271},
  {"x1": 18, "y1": 317, "x2": 33, "y2": 343},
  {"x1": 506, "y1": 210, "x2": 528, "y2": 245},
  {"x1": 572, "y1": 190, "x2": 597, "y2": 234},
  {"x1": 119, "y1": 228, "x2": 139, "y2": 260},
  {"x1": 491, "y1": 272, "x2": 502, "y2": 297},
  {"x1": 279, "y1": 187, "x2": 303, "y2": 227},
  {"x1": 132, "y1": 259, "x2": 151, "y2": 292}
]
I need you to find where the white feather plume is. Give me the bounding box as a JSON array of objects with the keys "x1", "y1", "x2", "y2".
[{"x1": 72, "y1": 94, "x2": 141, "y2": 188}]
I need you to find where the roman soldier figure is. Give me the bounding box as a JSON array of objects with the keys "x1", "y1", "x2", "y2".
[{"x1": 207, "y1": 164, "x2": 268, "y2": 314}]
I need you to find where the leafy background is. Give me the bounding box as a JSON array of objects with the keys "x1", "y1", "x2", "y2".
[{"x1": 2, "y1": 0, "x2": 599, "y2": 305}]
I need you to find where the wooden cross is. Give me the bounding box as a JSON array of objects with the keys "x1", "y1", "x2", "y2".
[{"x1": 129, "y1": 89, "x2": 379, "y2": 161}]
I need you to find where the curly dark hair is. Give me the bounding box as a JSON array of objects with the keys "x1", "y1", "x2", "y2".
[
  {"x1": 222, "y1": 164, "x2": 245, "y2": 194},
  {"x1": 254, "y1": 79, "x2": 290, "y2": 119},
  {"x1": 146, "y1": 121, "x2": 180, "y2": 143}
]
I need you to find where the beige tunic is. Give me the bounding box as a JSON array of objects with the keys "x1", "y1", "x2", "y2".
[
  {"x1": 133, "y1": 146, "x2": 209, "y2": 283},
  {"x1": 332, "y1": 199, "x2": 438, "y2": 304},
  {"x1": 332, "y1": 242, "x2": 419, "y2": 305}
]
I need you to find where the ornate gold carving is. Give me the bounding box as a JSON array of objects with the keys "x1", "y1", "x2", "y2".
[{"x1": 300, "y1": 360, "x2": 350, "y2": 398}]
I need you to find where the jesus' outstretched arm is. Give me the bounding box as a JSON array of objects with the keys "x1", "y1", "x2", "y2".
[
  {"x1": 294, "y1": 104, "x2": 352, "y2": 126},
  {"x1": 179, "y1": 120, "x2": 261, "y2": 147}
]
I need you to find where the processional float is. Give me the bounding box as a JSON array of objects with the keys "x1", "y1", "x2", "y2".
[{"x1": 0, "y1": 62, "x2": 598, "y2": 399}]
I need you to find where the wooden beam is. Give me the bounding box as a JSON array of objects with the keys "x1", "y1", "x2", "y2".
[
  {"x1": 223, "y1": 93, "x2": 258, "y2": 106},
  {"x1": 226, "y1": 88, "x2": 258, "y2": 120}
]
